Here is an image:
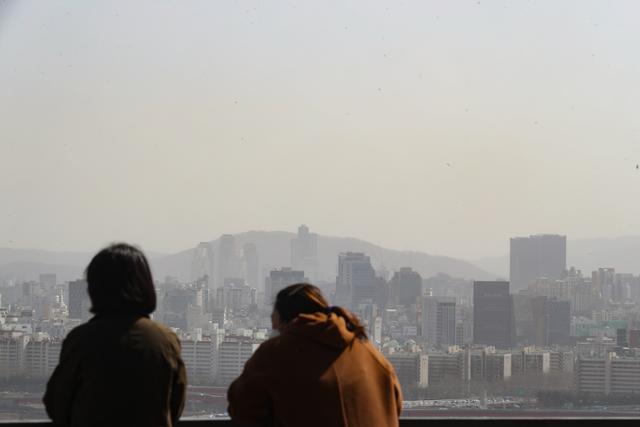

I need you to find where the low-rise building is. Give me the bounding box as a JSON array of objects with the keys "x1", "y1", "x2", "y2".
[
  {"x1": 576, "y1": 353, "x2": 640, "y2": 395},
  {"x1": 387, "y1": 352, "x2": 428, "y2": 389},
  {"x1": 217, "y1": 336, "x2": 261, "y2": 385},
  {"x1": 511, "y1": 348, "x2": 550, "y2": 375}
]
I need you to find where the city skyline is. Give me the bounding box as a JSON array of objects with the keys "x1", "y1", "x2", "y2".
[
  {"x1": 5, "y1": 226, "x2": 640, "y2": 417},
  {"x1": 6, "y1": 228, "x2": 640, "y2": 287}
]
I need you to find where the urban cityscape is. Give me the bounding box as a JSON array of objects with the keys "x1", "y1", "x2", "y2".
[
  {"x1": 2, "y1": 226, "x2": 640, "y2": 419},
  {"x1": 2, "y1": 0, "x2": 640, "y2": 424}
]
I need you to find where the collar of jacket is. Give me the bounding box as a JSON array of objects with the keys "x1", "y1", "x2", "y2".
[{"x1": 89, "y1": 313, "x2": 150, "y2": 322}]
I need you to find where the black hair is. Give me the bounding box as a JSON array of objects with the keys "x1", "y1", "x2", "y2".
[
  {"x1": 274, "y1": 283, "x2": 367, "y2": 339},
  {"x1": 86, "y1": 243, "x2": 156, "y2": 316}
]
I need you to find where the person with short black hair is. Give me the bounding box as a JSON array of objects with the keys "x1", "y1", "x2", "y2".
[
  {"x1": 44, "y1": 243, "x2": 187, "y2": 427},
  {"x1": 228, "y1": 283, "x2": 402, "y2": 427}
]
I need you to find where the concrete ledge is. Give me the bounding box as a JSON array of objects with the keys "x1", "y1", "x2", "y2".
[{"x1": 1, "y1": 419, "x2": 639, "y2": 427}]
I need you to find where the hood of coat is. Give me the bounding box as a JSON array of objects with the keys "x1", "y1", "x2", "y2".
[{"x1": 286, "y1": 312, "x2": 356, "y2": 349}]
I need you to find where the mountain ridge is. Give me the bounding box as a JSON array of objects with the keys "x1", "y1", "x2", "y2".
[
  {"x1": 0, "y1": 230, "x2": 495, "y2": 285},
  {"x1": 7, "y1": 233, "x2": 640, "y2": 286}
]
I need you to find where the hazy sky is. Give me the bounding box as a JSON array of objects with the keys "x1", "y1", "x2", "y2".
[{"x1": 1, "y1": 1, "x2": 640, "y2": 259}]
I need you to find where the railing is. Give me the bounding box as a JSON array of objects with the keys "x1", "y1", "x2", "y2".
[{"x1": 1, "y1": 419, "x2": 639, "y2": 427}]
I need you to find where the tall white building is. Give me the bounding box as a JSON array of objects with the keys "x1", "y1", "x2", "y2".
[
  {"x1": 241, "y1": 243, "x2": 260, "y2": 289},
  {"x1": 217, "y1": 235, "x2": 241, "y2": 287},
  {"x1": 68, "y1": 279, "x2": 90, "y2": 321},
  {"x1": 291, "y1": 225, "x2": 318, "y2": 282},
  {"x1": 190, "y1": 242, "x2": 215, "y2": 284}
]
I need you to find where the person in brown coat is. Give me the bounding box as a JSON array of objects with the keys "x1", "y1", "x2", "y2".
[
  {"x1": 228, "y1": 283, "x2": 403, "y2": 427},
  {"x1": 44, "y1": 243, "x2": 187, "y2": 427}
]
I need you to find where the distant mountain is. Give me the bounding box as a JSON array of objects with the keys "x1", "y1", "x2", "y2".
[
  {"x1": 0, "y1": 247, "x2": 166, "y2": 284},
  {"x1": 7, "y1": 235, "x2": 640, "y2": 287},
  {"x1": 0, "y1": 231, "x2": 495, "y2": 285},
  {"x1": 471, "y1": 236, "x2": 640, "y2": 279},
  {"x1": 150, "y1": 230, "x2": 496, "y2": 286},
  {"x1": 0, "y1": 262, "x2": 84, "y2": 284},
  {"x1": 472, "y1": 256, "x2": 508, "y2": 279},
  {"x1": 0, "y1": 248, "x2": 92, "y2": 268},
  {"x1": 0, "y1": 248, "x2": 90, "y2": 283}
]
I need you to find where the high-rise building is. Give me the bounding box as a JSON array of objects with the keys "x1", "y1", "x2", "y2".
[
  {"x1": 336, "y1": 252, "x2": 375, "y2": 309},
  {"x1": 216, "y1": 281, "x2": 255, "y2": 311},
  {"x1": 510, "y1": 234, "x2": 566, "y2": 291},
  {"x1": 67, "y1": 279, "x2": 90, "y2": 320},
  {"x1": 513, "y1": 294, "x2": 534, "y2": 345},
  {"x1": 549, "y1": 299, "x2": 571, "y2": 345},
  {"x1": 217, "y1": 336, "x2": 261, "y2": 385},
  {"x1": 265, "y1": 268, "x2": 306, "y2": 305},
  {"x1": 530, "y1": 296, "x2": 550, "y2": 347},
  {"x1": 190, "y1": 242, "x2": 215, "y2": 284},
  {"x1": 161, "y1": 287, "x2": 203, "y2": 330},
  {"x1": 592, "y1": 268, "x2": 615, "y2": 303},
  {"x1": 391, "y1": 267, "x2": 422, "y2": 307},
  {"x1": 565, "y1": 268, "x2": 594, "y2": 315},
  {"x1": 422, "y1": 296, "x2": 456, "y2": 347},
  {"x1": 629, "y1": 330, "x2": 640, "y2": 348},
  {"x1": 517, "y1": 294, "x2": 571, "y2": 346},
  {"x1": 373, "y1": 276, "x2": 390, "y2": 311},
  {"x1": 217, "y1": 234, "x2": 241, "y2": 287},
  {"x1": 473, "y1": 281, "x2": 515, "y2": 349},
  {"x1": 291, "y1": 225, "x2": 318, "y2": 281},
  {"x1": 241, "y1": 243, "x2": 260, "y2": 289}
]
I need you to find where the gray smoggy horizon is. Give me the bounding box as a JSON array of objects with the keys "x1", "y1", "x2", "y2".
[
  {"x1": 4, "y1": 230, "x2": 640, "y2": 286},
  {"x1": 2, "y1": 1, "x2": 640, "y2": 259},
  {"x1": 1, "y1": 228, "x2": 640, "y2": 261}
]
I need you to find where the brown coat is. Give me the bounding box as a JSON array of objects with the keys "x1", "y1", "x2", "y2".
[
  {"x1": 44, "y1": 314, "x2": 187, "y2": 427},
  {"x1": 228, "y1": 312, "x2": 402, "y2": 427}
]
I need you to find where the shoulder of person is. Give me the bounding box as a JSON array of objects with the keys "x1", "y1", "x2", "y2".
[
  {"x1": 255, "y1": 335, "x2": 282, "y2": 353},
  {"x1": 56, "y1": 321, "x2": 97, "y2": 359},
  {"x1": 244, "y1": 335, "x2": 284, "y2": 365},
  {"x1": 136, "y1": 317, "x2": 180, "y2": 344},
  {"x1": 63, "y1": 320, "x2": 93, "y2": 343}
]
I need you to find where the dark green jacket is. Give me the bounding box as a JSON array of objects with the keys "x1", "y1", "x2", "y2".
[{"x1": 44, "y1": 314, "x2": 187, "y2": 427}]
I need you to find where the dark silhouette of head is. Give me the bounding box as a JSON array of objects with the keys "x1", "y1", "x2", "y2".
[
  {"x1": 86, "y1": 243, "x2": 156, "y2": 316},
  {"x1": 274, "y1": 283, "x2": 367, "y2": 339}
]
